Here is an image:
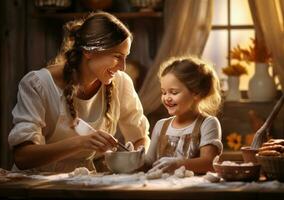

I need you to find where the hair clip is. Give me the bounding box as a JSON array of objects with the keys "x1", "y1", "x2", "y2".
[{"x1": 81, "y1": 45, "x2": 106, "y2": 51}]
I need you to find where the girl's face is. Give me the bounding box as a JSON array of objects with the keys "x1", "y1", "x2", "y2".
[
  {"x1": 83, "y1": 37, "x2": 131, "y2": 85},
  {"x1": 160, "y1": 73, "x2": 198, "y2": 116}
]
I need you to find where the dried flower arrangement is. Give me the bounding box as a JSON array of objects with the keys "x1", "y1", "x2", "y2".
[
  {"x1": 222, "y1": 38, "x2": 272, "y2": 77},
  {"x1": 230, "y1": 38, "x2": 272, "y2": 64},
  {"x1": 222, "y1": 62, "x2": 248, "y2": 76}
]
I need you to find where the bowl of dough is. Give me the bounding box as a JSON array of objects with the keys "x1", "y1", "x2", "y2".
[
  {"x1": 105, "y1": 148, "x2": 145, "y2": 174},
  {"x1": 256, "y1": 139, "x2": 284, "y2": 181},
  {"x1": 213, "y1": 156, "x2": 260, "y2": 182}
]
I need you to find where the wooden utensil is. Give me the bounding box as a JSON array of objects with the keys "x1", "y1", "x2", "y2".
[
  {"x1": 117, "y1": 141, "x2": 130, "y2": 152},
  {"x1": 251, "y1": 94, "x2": 284, "y2": 149},
  {"x1": 75, "y1": 118, "x2": 129, "y2": 151}
]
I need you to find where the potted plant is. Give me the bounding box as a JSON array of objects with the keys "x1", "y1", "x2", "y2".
[
  {"x1": 222, "y1": 62, "x2": 248, "y2": 101},
  {"x1": 229, "y1": 38, "x2": 276, "y2": 102}
]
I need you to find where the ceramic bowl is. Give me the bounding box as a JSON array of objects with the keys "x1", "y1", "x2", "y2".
[
  {"x1": 213, "y1": 161, "x2": 260, "y2": 182},
  {"x1": 105, "y1": 150, "x2": 144, "y2": 174}
]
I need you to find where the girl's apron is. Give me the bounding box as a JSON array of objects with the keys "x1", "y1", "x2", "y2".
[{"x1": 157, "y1": 115, "x2": 205, "y2": 160}]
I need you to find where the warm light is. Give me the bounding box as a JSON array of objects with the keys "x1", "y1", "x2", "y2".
[
  {"x1": 231, "y1": 0, "x2": 253, "y2": 25},
  {"x1": 202, "y1": 0, "x2": 255, "y2": 91},
  {"x1": 275, "y1": 0, "x2": 284, "y2": 31}
]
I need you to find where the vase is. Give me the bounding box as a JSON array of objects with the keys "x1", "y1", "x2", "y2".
[
  {"x1": 248, "y1": 63, "x2": 277, "y2": 102},
  {"x1": 226, "y1": 76, "x2": 241, "y2": 101}
]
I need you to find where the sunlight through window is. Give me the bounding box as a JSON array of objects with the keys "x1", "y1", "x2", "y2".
[{"x1": 202, "y1": 0, "x2": 255, "y2": 91}]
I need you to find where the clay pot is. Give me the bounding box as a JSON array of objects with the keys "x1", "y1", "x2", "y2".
[{"x1": 241, "y1": 146, "x2": 258, "y2": 163}]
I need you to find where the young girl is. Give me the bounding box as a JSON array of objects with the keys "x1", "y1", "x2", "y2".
[{"x1": 145, "y1": 56, "x2": 223, "y2": 174}]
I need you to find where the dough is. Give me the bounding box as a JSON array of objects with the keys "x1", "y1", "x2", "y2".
[
  {"x1": 146, "y1": 169, "x2": 163, "y2": 179},
  {"x1": 184, "y1": 170, "x2": 194, "y2": 177},
  {"x1": 174, "y1": 166, "x2": 194, "y2": 178},
  {"x1": 68, "y1": 167, "x2": 90, "y2": 177},
  {"x1": 161, "y1": 173, "x2": 170, "y2": 179},
  {"x1": 174, "y1": 166, "x2": 186, "y2": 178}
]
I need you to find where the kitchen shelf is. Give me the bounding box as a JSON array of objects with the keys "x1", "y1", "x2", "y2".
[{"x1": 32, "y1": 11, "x2": 163, "y2": 20}]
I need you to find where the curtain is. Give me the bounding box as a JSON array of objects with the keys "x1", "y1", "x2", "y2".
[
  {"x1": 248, "y1": 0, "x2": 284, "y2": 90},
  {"x1": 138, "y1": 0, "x2": 213, "y2": 114}
]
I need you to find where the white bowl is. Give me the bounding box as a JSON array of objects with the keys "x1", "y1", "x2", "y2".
[{"x1": 105, "y1": 150, "x2": 144, "y2": 174}]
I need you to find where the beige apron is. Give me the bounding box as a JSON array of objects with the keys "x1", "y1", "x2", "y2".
[
  {"x1": 39, "y1": 96, "x2": 102, "y2": 173},
  {"x1": 157, "y1": 115, "x2": 205, "y2": 159}
]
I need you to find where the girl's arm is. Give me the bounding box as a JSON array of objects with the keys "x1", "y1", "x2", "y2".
[
  {"x1": 182, "y1": 144, "x2": 219, "y2": 173},
  {"x1": 150, "y1": 144, "x2": 219, "y2": 174}
]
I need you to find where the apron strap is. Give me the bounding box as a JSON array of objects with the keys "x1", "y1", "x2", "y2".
[
  {"x1": 157, "y1": 118, "x2": 172, "y2": 158},
  {"x1": 188, "y1": 115, "x2": 206, "y2": 158}
]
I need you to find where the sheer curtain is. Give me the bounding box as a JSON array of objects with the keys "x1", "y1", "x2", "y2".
[
  {"x1": 248, "y1": 0, "x2": 284, "y2": 90},
  {"x1": 138, "y1": 0, "x2": 213, "y2": 114}
]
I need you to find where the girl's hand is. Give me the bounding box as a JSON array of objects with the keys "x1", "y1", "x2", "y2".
[
  {"x1": 78, "y1": 130, "x2": 118, "y2": 152},
  {"x1": 148, "y1": 157, "x2": 185, "y2": 173}
]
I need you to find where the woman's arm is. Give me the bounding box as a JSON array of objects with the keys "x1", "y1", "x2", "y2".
[
  {"x1": 133, "y1": 137, "x2": 150, "y2": 150},
  {"x1": 14, "y1": 138, "x2": 81, "y2": 170},
  {"x1": 14, "y1": 131, "x2": 118, "y2": 170},
  {"x1": 117, "y1": 72, "x2": 150, "y2": 150}
]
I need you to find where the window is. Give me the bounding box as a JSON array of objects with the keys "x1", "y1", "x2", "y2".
[{"x1": 202, "y1": 0, "x2": 254, "y2": 91}]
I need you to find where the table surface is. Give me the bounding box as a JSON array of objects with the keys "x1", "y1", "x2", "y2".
[{"x1": 1, "y1": 172, "x2": 284, "y2": 200}]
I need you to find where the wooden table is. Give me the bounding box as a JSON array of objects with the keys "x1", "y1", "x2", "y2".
[{"x1": 1, "y1": 174, "x2": 284, "y2": 200}]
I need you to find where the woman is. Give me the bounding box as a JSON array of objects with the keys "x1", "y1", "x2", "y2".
[{"x1": 8, "y1": 12, "x2": 150, "y2": 172}]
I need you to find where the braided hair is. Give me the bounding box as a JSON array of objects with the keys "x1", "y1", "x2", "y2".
[{"x1": 54, "y1": 12, "x2": 132, "y2": 128}]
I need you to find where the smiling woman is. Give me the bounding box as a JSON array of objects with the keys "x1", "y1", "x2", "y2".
[{"x1": 8, "y1": 11, "x2": 150, "y2": 173}]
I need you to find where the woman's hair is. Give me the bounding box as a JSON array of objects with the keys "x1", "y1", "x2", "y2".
[
  {"x1": 53, "y1": 12, "x2": 132, "y2": 127},
  {"x1": 159, "y1": 56, "x2": 222, "y2": 116}
]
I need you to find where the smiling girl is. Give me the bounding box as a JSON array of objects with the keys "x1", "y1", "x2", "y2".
[{"x1": 145, "y1": 56, "x2": 223, "y2": 174}]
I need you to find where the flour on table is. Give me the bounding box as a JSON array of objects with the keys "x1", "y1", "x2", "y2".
[
  {"x1": 146, "y1": 169, "x2": 163, "y2": 179},
  {"x1": 145, "y1": 166, "x2": 194, "y2": 180},
  {"x1": 174, "y1": 166, "x2": 194, "y2": 178},
  {"x1": 68, "y1": 167, "x2": 91, "y2": 177}
]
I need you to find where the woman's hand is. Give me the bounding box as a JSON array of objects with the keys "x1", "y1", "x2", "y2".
[
  {"x1": 78, "y1": 130, "x2": 118, "y2": 152},
  {"x1": 148, "y1": 157, "x2": 185, "y2": 173}
]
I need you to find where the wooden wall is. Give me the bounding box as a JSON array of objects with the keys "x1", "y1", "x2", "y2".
[
  {"x1": 0, "y1": 0, "x2": 61, "y2": 169},
  {"x1": 0, "y1": 0, "x2": 162, "y2": 169}
]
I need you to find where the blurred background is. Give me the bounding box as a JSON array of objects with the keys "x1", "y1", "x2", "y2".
[{"x1": 1, "y1": 0, "x2": 284, "y2": 169}]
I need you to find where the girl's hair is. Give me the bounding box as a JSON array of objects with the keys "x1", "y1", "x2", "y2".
[
  {"x1": 159, "y1": 56, "x2": 222, "y2": 116},
  {"x1": 53, "y1": 12, "x2": 132, "y2": 128}
]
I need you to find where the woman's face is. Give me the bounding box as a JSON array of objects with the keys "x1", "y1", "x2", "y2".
[
  {"x1": 83, "y1": 37, "x2": 131, "y2": 85},
  {"x1": 160, "y1": 73, "x2": 198, "y2": 116}
]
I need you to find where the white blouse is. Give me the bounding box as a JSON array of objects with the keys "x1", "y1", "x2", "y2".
[
  {"x1": 8, "y1": 68, "x2": 149, "y2": 148},
  {"x1": 145, "y1": 116, "x2": 223, "y2": 164}
]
